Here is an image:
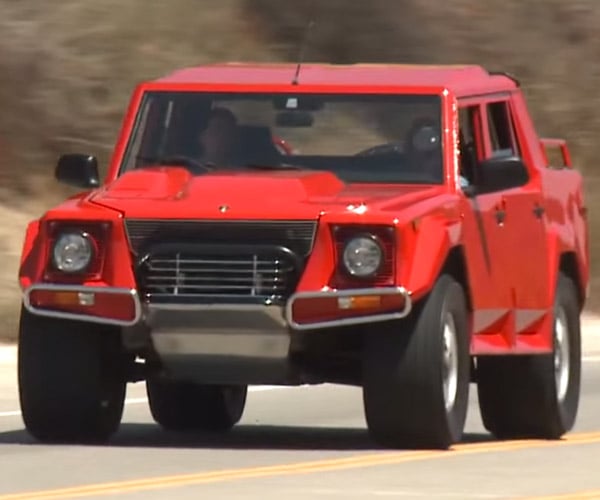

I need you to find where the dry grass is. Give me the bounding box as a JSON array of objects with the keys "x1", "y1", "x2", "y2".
[{"x1": 1, "y1": 0, "x2": 600, "y2": 340}]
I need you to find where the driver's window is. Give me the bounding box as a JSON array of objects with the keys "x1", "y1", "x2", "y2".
[{"x1": 458, "y1": 105, "x2": 482, "y2": 188}]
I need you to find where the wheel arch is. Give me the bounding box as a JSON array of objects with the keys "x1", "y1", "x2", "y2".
[
  {"x1": 437, "y1": 245, "x2": 475, "y2": 381},
  {"x1": 408, "y1": 243, "x2": 473, "y2": 314},
  {"x1": 558, "y1": 251, "x2": 585, "y2": 311},
  {"x1": 439, "y1": 245, "x2": 472, "y2": 313}
]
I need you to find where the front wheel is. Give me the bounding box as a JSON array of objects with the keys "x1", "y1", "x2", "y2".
[
  {"x1": 18, "y1": 307, "x2": 127, "y2": 443},
  {"x1": 477, "y1": 272, "x2": 581, "y2": 439},
  {"x1": 362, "y1": 274, "x2": 470, "y2": 449},
  {"x1": 146, "y1": 378, "x2": 247, "y2": 432}
]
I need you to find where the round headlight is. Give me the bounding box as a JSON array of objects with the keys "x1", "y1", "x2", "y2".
[
  {"x1": 342, "y1": 236, "x2": 383, "y2": 278},
  {"x1": 52, "y1": 233, "x2": 94, "y2": 273}
]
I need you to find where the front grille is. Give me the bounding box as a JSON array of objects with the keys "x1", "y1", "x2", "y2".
[
  {"x1": 138, "y1": 247, "x2": 301, "y2": 304},
  {"x1": 124, "y1": 219, "x2": 318, "y2": 257}
]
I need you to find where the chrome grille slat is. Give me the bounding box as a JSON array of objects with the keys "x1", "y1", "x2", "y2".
[
  {"x1": 150, "y1": 258, "x2": 287, "y2": 266},
  {"x1": 149, "y1": 284, "x2": 283, "y2": 290},
  {"x1": 152, "y1": 292, "x2": 272, "y2": 299},
  {"x1": 146, "y1": 266, "x2": 294, "y2": 274},
  {"x1": 146, "y1": 276, "x2": 287, "y2": 283}
]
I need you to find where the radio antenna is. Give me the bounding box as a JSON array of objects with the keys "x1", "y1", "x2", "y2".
[{"x1": 291, "y1": 18, "x2": 316, "y2": 86}]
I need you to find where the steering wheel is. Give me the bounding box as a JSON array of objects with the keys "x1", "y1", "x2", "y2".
[
  {"x1": 155, "y1": 155, "x2": 214, "y2": 173},
  {"x1": 355, "y1": 142, "x2": 403, "y2": 157}
]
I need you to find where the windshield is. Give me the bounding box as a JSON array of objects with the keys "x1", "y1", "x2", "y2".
[{"x1": 120, "y1": 91, "x2": 443, "y2": 184}]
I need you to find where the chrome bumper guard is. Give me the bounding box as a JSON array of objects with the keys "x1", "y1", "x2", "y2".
[
  {"x1": 23, "y1": 284, "x2": 142, "y2": 327},
  {"x1": 285, "y1": 286, "x2": 413, "y2": 331},
  {"x1": 23, "y1": 284, "x2": 412, "y2": 332}
]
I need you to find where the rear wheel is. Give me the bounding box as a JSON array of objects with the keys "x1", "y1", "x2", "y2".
[
  {"x1": 362, "y1": 274, "x2": 470, "y2": 449},
  {"x1": 477, "y1": 272, "x2": 581, "y2": 439},
  {"x1": 18, "y1": 307, "x2": 127, "y2": 443},
  {"x1": 146, "y1": 378, "x2": 247, "y2": 432}
]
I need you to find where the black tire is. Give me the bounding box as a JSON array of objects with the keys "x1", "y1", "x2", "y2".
[
  {"x1": 477, "y1": 272, "x2": 581, "y2": 439},
  {"x1": 146, "y1": 378, "x2": 247, "y2": 432},
  {"x1": 18, "y1": 306, "x2": 127, "y2": 443},
  {"x1": 362, "y1": 274, "x2": 470, "y2": 449}
]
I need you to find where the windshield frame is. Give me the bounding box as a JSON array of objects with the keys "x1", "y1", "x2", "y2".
[{"x1": 114, "y1": 85, "x2": 450, "y2": 186}]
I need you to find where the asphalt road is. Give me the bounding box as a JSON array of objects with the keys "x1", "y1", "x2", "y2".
[{"x1": 0, "y1": 328, "x2": 600, "y2": 500}]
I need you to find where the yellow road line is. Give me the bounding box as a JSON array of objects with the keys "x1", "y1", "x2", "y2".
[{"x1": 3, "y1": 431, "x2": 600, "y2": 500}]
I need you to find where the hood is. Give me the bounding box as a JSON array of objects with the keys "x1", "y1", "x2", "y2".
[{"x1": 89, "y1": 167, "x2": 444, "y2": 219}]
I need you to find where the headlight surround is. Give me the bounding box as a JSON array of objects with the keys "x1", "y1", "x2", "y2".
[
  {"x1": 342, "y1": 235, "x2": 384, "y2": 278},
  {"x1": 52, "y1": 232, "x2": 94, "y2": 273}
]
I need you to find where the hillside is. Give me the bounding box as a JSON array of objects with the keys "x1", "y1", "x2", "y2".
[{"x1": 1, "y1": 0, "x2": 598, "y2": 340}]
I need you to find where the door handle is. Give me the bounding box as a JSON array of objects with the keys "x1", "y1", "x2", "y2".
[
  {"x1": 495, "y1": 207, "x2": 506, "y2": 225},
  {"x1": 495, "y1": 197, "x2": 507, "y2": 225},
  {"x1": 533, "y1": 204, "x2": 545, "y2": 219}
]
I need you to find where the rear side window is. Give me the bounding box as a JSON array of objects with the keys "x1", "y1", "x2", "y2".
[{"x1": 486, "y1": 101, "x2": 521, "y2": 158}]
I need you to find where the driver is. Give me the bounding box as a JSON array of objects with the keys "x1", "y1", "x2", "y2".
[
  {"x1": 405, "y1": 118, "x2": 443, "y2": 181},
  {"x1": 197, "y1": 107, "x2": 240, "y2": 166},
  {"x1": 405, "y1": 118, "x2": 469, "y2": 188}
]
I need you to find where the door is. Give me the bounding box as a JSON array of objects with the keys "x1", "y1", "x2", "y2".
[
  {"x1": 482, "y1": 99, "x2": 550, "y2": 334},
  {"x1": 457, "y1": 103, "x2": 514, "y2": 338}
]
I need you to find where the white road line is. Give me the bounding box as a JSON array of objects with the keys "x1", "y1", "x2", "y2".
[
  {"x1": 248, "y1": 385, "x2": 290, "y2": 392},
  {"x1": 0, "y1": 410, "x2": 21, "y2": 418},
  {"x1": 1, "y1": 357, "x2": 600, "y2": 419},
  {"x1": 0, "y1": 386, "x2": 290, "y2": 419}
]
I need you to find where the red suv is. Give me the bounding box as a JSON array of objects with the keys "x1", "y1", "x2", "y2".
[{"x1": 17, "y1": 63, "x2": 589, "y2": 449}]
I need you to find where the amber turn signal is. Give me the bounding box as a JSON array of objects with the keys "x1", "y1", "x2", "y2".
[{"x1": 337, "y1": 295, "x2": 381, "y2": 310}]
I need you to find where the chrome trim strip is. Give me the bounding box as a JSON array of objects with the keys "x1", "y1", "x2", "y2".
[
  {"x1": 514, "y1": 308, "x2": 549, "y2": 333},
  {"x1": 23, "y1": 284, "x2": 142, "y2": 327},
  {"x1": 147, "y1": 302, "x2": 283, "y2": 312},
  {"x1": 286, "y1": 286, "x2": 413, "y2": 331}
]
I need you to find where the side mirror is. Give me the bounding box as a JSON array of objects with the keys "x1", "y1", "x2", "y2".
[
  {"x1": 477, "y1": 155, "x2": 529, "y2": 194},
  {"x1": 55, "y1": 154, "x2": 100, "y2": 189}
]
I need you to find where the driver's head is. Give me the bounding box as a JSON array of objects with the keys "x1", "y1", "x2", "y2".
[
  {"x1": 405, "y1": 117, "x2": 442, "y2": 178},
  {"x1": 198, "y1": 107, "x2": 239, "y2": 164}
]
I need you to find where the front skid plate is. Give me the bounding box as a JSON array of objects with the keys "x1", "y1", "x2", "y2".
[{"x1": 148, "y1": 305, "x2": 294, "y2": 384}]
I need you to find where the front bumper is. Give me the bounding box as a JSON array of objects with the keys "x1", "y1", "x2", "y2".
[
  {"x1": 23, "y1": 284, "x2": 412, "y2": 331},
  {"x1": 23, "y1": 284, "x2": 412, "y2": 383}
]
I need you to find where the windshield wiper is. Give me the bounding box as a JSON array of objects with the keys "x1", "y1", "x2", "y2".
[{"x1": 136, "y1": 155, "x2": 308, "y2": 172}]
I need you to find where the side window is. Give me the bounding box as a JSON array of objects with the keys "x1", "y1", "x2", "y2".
[
  {"x1": 486, "y1": 101, "x2": 521, "y2": 158},
  {"x1": 476, "y1": 99, "x2": 529, "y2": 193},
  {"x1": 458, "y1": 105, "x2": 482, "y2": 187}
]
